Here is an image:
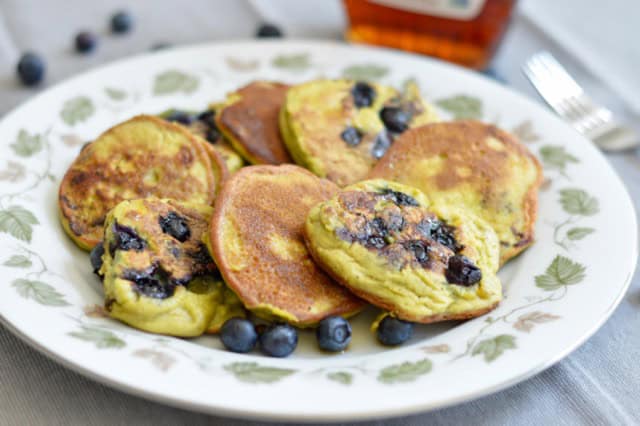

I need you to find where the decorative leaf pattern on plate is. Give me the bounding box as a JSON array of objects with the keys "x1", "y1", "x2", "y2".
[
  {"x1": 327, "y1": 371, "x2": 353, "y2": 385},
  {"x1": 105, "y1": 87, "x2": 127, "y2": 101},
  {"x1": 153, "y1": 70, "x2": 199, "y2": 95},
  {"x1": 559, "y1": 189, "x2": 599, "y2": 216},
  {"x1": 0, "y1": 161, "x2": 26, "y2": 182},
  {"x1": 341, "y1": 64, "x2": 389, "y2": 81},
  {"x1": 271, "y1": 53, "x2": 311, "y2": 71},
  {"x1": 435, "y1": 95, "x2": 483, "y2": 119},
  {"x1": 421, "y1": 344, "x2": 451, "y2": 354},
  {"x1": 69, "y1": 326, "x2": 125, "y2": 349},
  {"x1": 377, "y1": 359, "x2": 432, "y2": 384},
  {"x1": 512, "y1": 120, "x2": 540, "y2": 143},
  {"x1": 472, "y1": 335, "x2": 516, "y2": 362},
  {"x1": 11, "y1": 130, "x2": 43, "y2": 157},
  {"x1": 566, "y1": 227, "x2": 595, "y2": 241},
  {"x1": 3, "y1": 254, "x2": 32, "y2": 268},
  {"x1": 132, "y1": 349, "x2": 176, "y2": 372},
  {"x1": 514, "y1": 311, "x2": 561, "y2": 333},
  {"x1": 61, "y1": 96, "x2": 95, "y2": 126},
  {"x1": 226, "y1": 57, "x2": 259, "y2": 72},
  {"x1": 0, "y1": 205, "x2": 39, "y2": 242},
  {"x1": 540, "y1": 145, "x2": 578, "y2": 176},
  {"x1": 535, "y1": 255, "x2": 586, "y2": 291},
  {"x1": 223, "y1": 362, "x2": 296, "y2": 384},
  {"x1": 12, "y1": 278, "x2": 69, "y2": 306}
]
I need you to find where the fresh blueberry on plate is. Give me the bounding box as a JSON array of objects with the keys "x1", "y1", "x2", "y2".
[
  {"x1": 316, "y1": 316, "x2": 352, "y2": 352},
  {"x1": 377, "y1": 316, "x2": 413, "y2": 346},
  {"x1": 220, "y1": 318, "x2": 258, "y2": 353},
  {"x1": 259, "y1": 323, "x2": 298, "y2": 357}
]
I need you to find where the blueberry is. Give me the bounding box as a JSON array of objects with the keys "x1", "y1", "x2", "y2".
[
  {"x1": 89, "y1": 242, "x2": 105, "y2": 275},
  {"x1": 380, "y1": 188, "x2": 419, "y2": 207},
  {"x1": 351, "y1": 82, "x2": 376, "y2": 108},
  {"x1": 316, "y1": 316, "x2": 352, "y2": 352},
  {"x1": 111, "y1": 223, "x2": 146, "y2": 254},
  {"x1": 371, "y1": 130, "x2": 392, "y2": 159},
  {"x1": 122, "y1": 268, "x2": 175, "y2": 299},
  {"x1": 256, "y1": 23, "x2": 283, "y2": 38},
  {"x1": 445, "y1": 255, "x2": 482, "y2": 286},
  {"x1": 377, "y1": 316, "x2": 413, "y2": 346},
  {"x1": 16, "y1": 52, "x2": 45, "y2": 86},
  {"x1": 188, "y1": 243, "x2": 213, "y2": 266},
  {"x1": 403, "y1": 240, "x2": 429, "y2": 264},
  {"x1": 380, "y1": 106, "x2": 411, "y2": 133},
  {"x1": 75, "y1": 31, "x2": 98, "y2": 53},
  {"x1": 163, "y1": 110, "x2": 194, "y2": 125},
  {"x1": 159, "y1": 211, "x2": 191, "y2": 242},
  {"x1": 340, "y1": 126, "x2": 362, "y2": 147},
  {"x1": 366, "y1": 235, "x2": 387, "y2": 249},
  {"x1": 111, "y1": 11, "x2": 133, "y2": 34},
  {"x1": 220, "y1": 318, "x2": 258, "y2": 353},
  {"x1": 259, "y1": 324, "x2": 298, "y2": 357},
  {"x1": 417, "y1": 219, "x2": 461, "y2": 252}
]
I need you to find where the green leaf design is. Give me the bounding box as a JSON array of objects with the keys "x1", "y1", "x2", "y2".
[
  {"x1": 105, "y1": 87, "x2": 127, "y2": 101},
  {"x1": 566, "y1": 227, "x2": 595, "y2": 241},
  {"x1": 559, "y1": 189, "x2": 599, "y2": 216},
  {"x1": 0, "y1": 205, "x2": 39, "y2": 242},
  {"x1": 271, "y1": 53, "x2": 311, "y2": 71},
  {"x1": 342, "y1": 64, "x2": 389, "y2": 81},
  {"x1": 435, "y1": 95, "x2": 483, "y2": 119},
  {"x1": 10, "y1": 130, "x2": 43, "y2": 157},
  {"x1": 3, "y1": 255, "x2": 32, "y2": 268},
  {"x1": 153, "y1": 70, "x2": 200, "y2": 95},
  {"x1": 327, "y1": 371, "x2": 353, "y2": 385},
  {"x1": 223, "y1": 362, "x2": 296, "y2": 384},
  {"x1": 69, "y1": 326, "x2": 125, "y2": 349},
  {"x1": 540, "y1": 145, "x2": 578, "y2": 173},
  {"x1": 12, "y1": 278, "x2": 69, "y2": 306},
  {"x1": 535, "y1": 255, "x2": 586, "y2": 291},
  {"x1": 377, "y1": 359, "x2": 432, "y2": 384},
  {"x1": 61, "y1": 96, "x2": 95, "y2": 126},
  {"x1": 472, "y1": 335, "x2": 516, "y2": 362}
]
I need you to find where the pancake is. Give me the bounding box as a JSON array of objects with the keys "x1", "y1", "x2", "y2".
[
  {"x1": 59, "y1": 115, "x2": 227, "y2": 250},
  {"x1": 216, "y1": 81, "x2": 292, "y2": 165},
  {"x1": 210, "y1": 164, "x2": 364, "y2": 326},
  {"x1": 99, "y1": 198, "x2": 244, "y2": 337},
  {"x1": 368, "y1": 121, "x2": 542, "y2": 264},
  {"x1": 279, "y1": 79, "x2": 438, "y2": 186},
  {"x1": 159, "y1": 107, "x2": 244, "y2": 172},
  {"x1": 304, "y1": 179, "x2": 502, "y2": 324}
]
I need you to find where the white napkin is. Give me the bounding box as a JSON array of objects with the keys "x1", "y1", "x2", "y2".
[{"x1": 521, "y1": 0, "x2": 640, "y2": 115}]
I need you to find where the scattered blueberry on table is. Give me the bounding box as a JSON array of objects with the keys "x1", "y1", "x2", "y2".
[
  {"x1": 16, "y1": 52, "x2": 45, "y2": 86},
  {"x1": 220, "y1": 318, "x2": 258, "y2": 353},
  {"x1": 75, "y1": 31, "x2": 98, "y2": 54},
  {"x1": 111, "y1": 10, "x2": 133, "y2": 34},
  {"x1": 316, "y1": 316, "x2": 352, "y2": 352},
  {"x1": 376, "y1": 316, "x2": 414, "y2": 346},
  {"x1": 259, "y1": 323, "x2": 298, "y2": 357},
  {"x1": 256, "y1": 23, "x2": 283, "y2": 38}
]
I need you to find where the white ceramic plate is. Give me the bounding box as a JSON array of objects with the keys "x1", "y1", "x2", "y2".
[{"x1": 0, "y1": 40, "x2": 636, "y2": 422}]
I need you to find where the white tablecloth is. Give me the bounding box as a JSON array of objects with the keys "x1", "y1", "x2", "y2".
[{"x1": 1, "y1": 1, "x2": 638, "y2": 424}]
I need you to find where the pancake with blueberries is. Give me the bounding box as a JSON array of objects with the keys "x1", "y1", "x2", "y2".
[
  {"x1": 304, "y1": 179, "x2": 502, "y2": 323},
  {"x1": 99, "y1": 198, "x2": 244, "y2": 336},
  {"x1": 210, "y1": 164, "x2": 365, "y2": 326},
  {"x1": 368, "y1": 121, "x2": 542, "y2": 264},
  {"x1": 159, "y1": 107, "x2": 244, "y2": 172},
  {"x1": 216, "y1": 81, "x2": 292, "y2": 165},
  {"x1": 279, "y1": 79, "x2": 438, "y2": 186},
  {"x1": 59, "y1": 115, "x2": 227, "y2": 251}
]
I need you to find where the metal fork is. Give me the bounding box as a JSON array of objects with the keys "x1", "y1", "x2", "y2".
[{"x1": 523, "y1": 51, "x2": 638, "y2": 151}]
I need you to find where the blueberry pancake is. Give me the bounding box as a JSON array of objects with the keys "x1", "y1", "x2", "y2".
[
  {"x1": 304, "y1": 179, "x2": 501, "y2": 324},
  {"x1": 99, "y1": 198, "x2": 244, "y2": 336},
  {"x1": 210, "y1": 165, "x2": 365, "y2": 327},
  {"x1": 368, "y1": 121, "x2": 542, "y2": 264},
  {"x1": 59, "y1": 115, "x2": 227, "y2": 250},
  {"x1": 159, "y1": 107, "x2": 244, "y2": 172},
  {"x1": 279, "y1": 79, "x2": 438, "y2": 186},
  {"x1": 216, "y1": 81, "x2": 292, "y2": 165}
]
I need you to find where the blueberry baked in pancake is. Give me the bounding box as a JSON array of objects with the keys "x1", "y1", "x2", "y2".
[
  {"x1": 279, "y1": 79, "x2": 438, "y2": 186},
  {"x1": 97, "y1": 198, "x2": 244, "y2": 336},
  {"x1": 304, "y1": 180, "x2": 501, "y2": 323},
  {"x1": 58, "y1": 115, "x2": 227, "y2": 250},
  {"x1": 368, "y1": 121, "x2": 542, "y2": 264}
]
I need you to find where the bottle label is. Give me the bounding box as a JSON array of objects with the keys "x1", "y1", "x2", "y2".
[{"x1": 369, "y1": 0, "x2": 486, "y2": 20}]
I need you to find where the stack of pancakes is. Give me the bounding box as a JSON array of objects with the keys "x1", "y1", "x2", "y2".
[{"x1": 58, "y1": 78, "x2": 541, "y2": 338}]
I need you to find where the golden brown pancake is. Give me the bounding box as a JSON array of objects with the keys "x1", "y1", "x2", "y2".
[
  {"x1": 216, "y1": 81, "x2": 292, "y2": 165},
  {"x1": 368, "y1": 121, "x2": 542, "y2": 264},
  {"x1": 210, "y1": 164, "x2": 364, "y2": 326},
  {"x1": 59, "y1": 115, "x2": 227, "y2": 250}
]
